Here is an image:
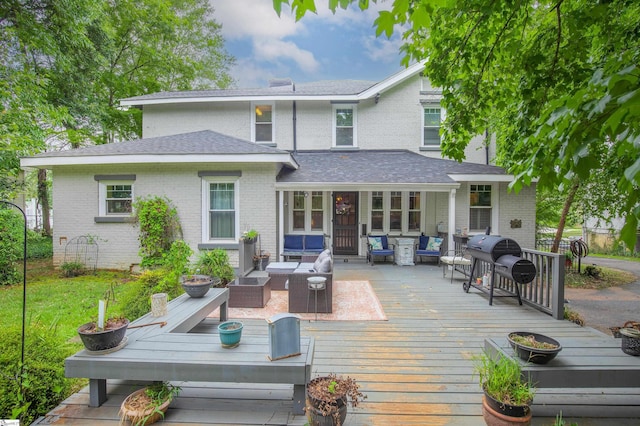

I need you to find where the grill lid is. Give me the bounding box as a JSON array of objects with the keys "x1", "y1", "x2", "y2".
[{"x1": 467, "y1": 235, "x2": 522, "y2": 263}]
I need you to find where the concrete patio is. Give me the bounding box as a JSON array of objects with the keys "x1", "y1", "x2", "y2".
[{"x1": 37, "y1": 259, "x2": 640, "y2": 425}]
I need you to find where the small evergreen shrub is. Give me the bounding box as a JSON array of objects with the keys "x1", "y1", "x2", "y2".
[
  {"x1": 0, "y1": 324, "x2": 80, "y2": 425},
  {"x1": 195, "y1": 249, "x2": 235, "y2": 286},
  {"x1": 0, "y1": 209, "x2": 24, "y2": 285},
  {"x1": 119, "y1": 269, "x2": 183, "y2": 320}
]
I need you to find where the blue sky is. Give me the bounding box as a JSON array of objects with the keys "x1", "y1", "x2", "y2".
[{"x1": 209, "y1": 1, "x2": 408, "y2": 88}]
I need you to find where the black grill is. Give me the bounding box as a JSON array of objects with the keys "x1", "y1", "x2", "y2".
[{"x1": 464, "y1": 234, "x2": 537, "y2": 305}]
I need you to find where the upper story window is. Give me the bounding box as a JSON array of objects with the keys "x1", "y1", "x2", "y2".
[
  {"x1": 333, "y1": 104, "x2": 357, "y2": 147},
  {"x1": 470, "y1": 184, "x2": 492, "y2": 231},
  {"x1": 291, "y1": 191, "x2": 324, "y2": 232},
  {"x1": 96, "y1": 175, "x2": 135, "y2": 217},
  {"x1": 203, "y1": 179, "x2": 238, "y2": 241},
  {"x1": 252, "y1": 103, "x2": 274, "y2": 143},
  {"x1": 423, "y1": 107, "x2": 442, "y2": 147}
]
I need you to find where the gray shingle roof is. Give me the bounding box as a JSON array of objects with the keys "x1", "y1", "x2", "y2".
[
  {"x1": 122, "y1": 80, "x2": 377, "y2": 102},
  {"x1": 277, "y1": 150, "x2": 507, "y2": 184},
  {"x1": 30, "y1": 130, "x2": 288, "y2": 158}
]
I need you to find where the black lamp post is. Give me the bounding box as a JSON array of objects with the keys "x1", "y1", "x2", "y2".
[{"x1": 1, "y1": 200, "x2": 28, "y2": 388}]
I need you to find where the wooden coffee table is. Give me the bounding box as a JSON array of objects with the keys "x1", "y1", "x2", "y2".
[{"x1": 228, "y1": 276, "x2": 271, "y2": 308}]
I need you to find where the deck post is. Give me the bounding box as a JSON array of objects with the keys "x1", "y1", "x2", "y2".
[
  {"x1": 551, "y1": 253, "x2": 565, "y2": 320},
  {"x1": 89, "y1": 379, "x2": 107, "y2": 407}
]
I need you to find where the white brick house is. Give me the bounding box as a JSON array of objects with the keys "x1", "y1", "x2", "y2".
[{"x1": 21, "y1": 62, "x2": 536, "y2": 269}]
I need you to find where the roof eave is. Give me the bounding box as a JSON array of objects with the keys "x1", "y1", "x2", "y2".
[{"x1": 20, "y1": 153, "x2": 298, "y2": 169}]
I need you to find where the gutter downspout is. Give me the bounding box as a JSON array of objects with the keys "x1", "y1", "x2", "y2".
[{"x1": 292, "y1": 83, "x2": 297, "y2": 153}]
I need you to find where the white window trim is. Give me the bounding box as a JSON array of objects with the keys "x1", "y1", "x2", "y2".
[
  {"x1": 251, "y1": 102, "x2": 275, "y2": 144},
  {"x1": 468, "y1": 183, "x2": 498, "y2": 233},
  {"x1": 369, "y1": 191, "x2": 425, "y2": 235},
  {"x1": 98, "y1": 180, "x2": 134, "y2": 216},
  {"x1": 288, "y1": 191, "x2": 326, "y2": 233},
  {"x1": 201, "y1": 177, "x2": 240, "y2": 243},
  {"x1": 332, "y1": 104, "x2": 357, "y2": 148},
  {"x1": 422, "y1": 105, "x2": 445, "y2": 147}
]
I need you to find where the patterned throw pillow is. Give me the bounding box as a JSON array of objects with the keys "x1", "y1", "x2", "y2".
[
  {"x1": 426, "y1": 237, "x2": 443, "y2": 251},
  {"x1": 368, "y1": 237, "x2": 383, "y2": 250}
]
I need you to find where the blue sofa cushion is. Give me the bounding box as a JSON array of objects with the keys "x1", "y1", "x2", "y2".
[
  {"x1": 418, "y1": 235, "x2": 429, "y2": 250},
  {"x1": 284, "y1": 234, "x2": 304, "y2": 250},
  {"x1": 305, "y1": 235, "x2": 324, "y2": 250}
]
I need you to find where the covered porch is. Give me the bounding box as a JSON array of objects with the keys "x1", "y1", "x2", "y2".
[{"x1": 37, "y1": 260, "x2": 640, "y2": 425}]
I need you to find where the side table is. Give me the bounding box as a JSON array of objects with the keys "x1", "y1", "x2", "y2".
[
  {"x1": 228, "y1": 276, "x2": 271, "y2": 308},
  {"x1": 395, "y1": 238, "x2": 415, "y2": 266}
]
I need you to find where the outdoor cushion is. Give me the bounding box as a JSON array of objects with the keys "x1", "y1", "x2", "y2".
[
  {"x1": 305, "y1": 235, "x2": 324, "y2": 250},
  {"x1": 316, "y1": 249, "x2": 331, "y2": 262},
  {"x1": 418, "y1": 235, "x2": 429, "y2": 250},
  {"x1": 368, "y1": 237, "x2": 383, "y2": 250},
  {"x1": 316, "y1": 257, "x2": 332, "y2": 273},
  {"x1": 284, "y1": 234, "x2": 304, "y2": 250},
  {"x1": 426, "y1": 237, "x2": 443, "y2": 252}
]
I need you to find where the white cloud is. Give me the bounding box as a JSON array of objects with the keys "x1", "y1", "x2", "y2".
[
  {"x1": 361, "y1": 34, "x2": 404, "y2": 63},
  {"x1": 253, "y1": 39, "x2": 319, "y2": 73},
  {"x1": 209, "y1": 0, "x2": 301, "y2": 39}
]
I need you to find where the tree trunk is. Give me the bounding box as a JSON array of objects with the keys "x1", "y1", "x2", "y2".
[
  {"x1": 38, "y1": 169, "x2": 52, "y2": 236},
  {"x1": 551, "y1": 179, "x2": 580, "y2": 253}
]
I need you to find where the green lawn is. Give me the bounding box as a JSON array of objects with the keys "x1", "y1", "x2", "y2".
[{"x1": 0, "y1": 259, "x2": 131, "y2": 342}]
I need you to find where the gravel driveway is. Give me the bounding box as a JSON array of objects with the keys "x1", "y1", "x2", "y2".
[{"x1": 564, "y1": 257, "x2": 640, "y2": 335}]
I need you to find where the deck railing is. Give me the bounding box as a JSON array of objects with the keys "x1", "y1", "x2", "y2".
[{"x1": 473, "y1": 249, "x2": 565, "y2": 320}]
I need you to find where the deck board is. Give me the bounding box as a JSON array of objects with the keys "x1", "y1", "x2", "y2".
[{"x1": 36, "y1": 262, "x2": 640, "y2": 425}]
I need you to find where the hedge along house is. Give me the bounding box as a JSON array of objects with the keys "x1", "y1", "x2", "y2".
[{"x1": 20, "y1": 61, "x2": 536, "y2": 270}]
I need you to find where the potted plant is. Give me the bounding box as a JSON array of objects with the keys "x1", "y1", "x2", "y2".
[
  {"x1": 218, "y1": 320, "x2": 243, "y2": 348},
  {"x1": 564, "y1": 252, "x2": 573, "y2": 268},
  {"x1": 120, "y1": 381, "x2": 180, "y2": 426},
  {"x1": 305, "y1": 374, "x2": 365, "y2": 426},
  {"x1": 474, "y1": 350, "x2": 535, "y2": 425},
  {"x1": 241, "y1": 229, "x2": 259, "y2": 244},
  {"x1": 77, "y1": 297, "x2": 129, "y2": 352},
  {"x1": 180, "y1": 273, "x2": 214, "y2": 298},
  {"x1": 507, "y1": 331, "x2": 562, "y2": 364},
  {"x1": 253, "y1": 250, "x2": 270, "y2": 271},
  {"x1": 194, "y1": 249, "x2": 235, "y2": 287}
]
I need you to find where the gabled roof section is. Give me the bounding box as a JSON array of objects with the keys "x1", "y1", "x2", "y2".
[
  {"x1": 276, "y1": 150, "x2": 510, "y2": 190},
  {"x1": 120, "y1": 61, "x2": 428, "y2": 107},
  {"x1": 20, "y1": 130, "x2": 298, "y2": 169}
]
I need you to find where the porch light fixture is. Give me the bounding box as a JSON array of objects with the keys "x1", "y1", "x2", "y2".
[{"x1": 255, "y1": 106, "x2": 262, "y2": 116}]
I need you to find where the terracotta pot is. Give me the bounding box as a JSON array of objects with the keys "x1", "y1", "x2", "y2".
[
  {"x1": 482, "y1": 395, "x2": 531, "y2": 426},
  {"x1": 120, "y1": 387, "x2": 172, "y2": 426}
]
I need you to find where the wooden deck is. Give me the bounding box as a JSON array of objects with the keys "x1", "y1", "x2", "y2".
[{"x1": 36, "y1": 260, "x2": 640, "y2": 425}]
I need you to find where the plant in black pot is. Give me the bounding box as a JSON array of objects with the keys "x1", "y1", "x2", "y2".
[
  {"x1": 507, "y1": 331, "x2": 562, "y2": 364},
  {"x1": 474, "y1": 350, "x2": 535, "y2": 426},
  {"x1": 305, "y1": 374, "x2": 366, "y2": 426},
  {"x1": 77, "y1": 289, "x2": 129, "y2": 352},
  {"x1": 241, "y1": 228, "x2": 259, "y2": 244}
]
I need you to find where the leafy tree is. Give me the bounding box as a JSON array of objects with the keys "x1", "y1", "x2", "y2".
[
  {"x1": 275, "y1": 0, "x2": 640, "y2": 249},
  {"x1": 1, "y1": 0, "x2": 234, "y2": 229}
]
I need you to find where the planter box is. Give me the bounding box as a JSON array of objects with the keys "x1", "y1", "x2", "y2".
[{"x1": 228, "y1": 276, "x2": 271, "y2": 308}]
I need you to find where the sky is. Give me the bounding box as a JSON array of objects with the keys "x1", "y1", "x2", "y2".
[{"x1": 208, "y1": 0, "x2": 408, "y2": 88}]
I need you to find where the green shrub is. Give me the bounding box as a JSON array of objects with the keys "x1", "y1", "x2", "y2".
[
  {"x1": 132, "y1": 196, "x2": 182, "y2": 268},
  {"x1": 195, "y1": 249, "x2": 235, "y2": 286},
  {"x1": 60, "y1": 261, "x2": 86, "y2": 277},
  {"x1": 161, "y1": 240, "x2": 193, "y2": 285},
  {"x1": 26, "y1": 232, "x2": 52, "y2": 259},
  {"x1": 0, "y1": 323, "x2": 81, "y2": 425},
  {"x1": 0, "y1": 209, "x2": 24, "y2": 285},
  {"x1": 119, "y1": 269, "x2": 183, "y2": 320}
]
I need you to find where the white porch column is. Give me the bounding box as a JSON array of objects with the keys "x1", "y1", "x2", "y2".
[
  {"x1": 448, "y1": 188, "x2": 456, "y2": 251},
  {"x1": 278, "y1": 190, "x2": 285, "y2": 261}
]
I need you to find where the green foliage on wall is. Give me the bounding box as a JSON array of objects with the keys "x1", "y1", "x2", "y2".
[{"x1": 132, "y1": 196, "x2": 182, "y2": 268}]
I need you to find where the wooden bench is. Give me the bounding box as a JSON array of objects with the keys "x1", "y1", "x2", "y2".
[
  {"x1": 485, "y1": 336, "x2": 640, "y2": 388},
  {"x1": 65, "y1": 289, "x2": 315, "y2": 415}
]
